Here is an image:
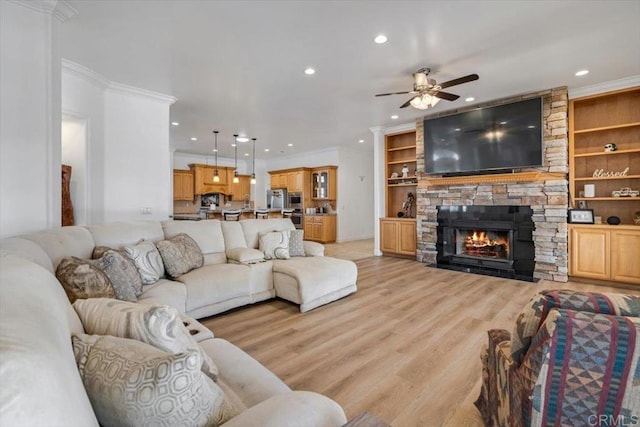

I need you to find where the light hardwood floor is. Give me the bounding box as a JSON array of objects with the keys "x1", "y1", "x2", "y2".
[{"x1": 202, "y1": 256, "x2": 640, "y2": 426}]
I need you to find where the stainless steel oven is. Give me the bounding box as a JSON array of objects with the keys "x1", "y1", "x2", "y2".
[
  {"x1": 291, "y1": 212, "x2": 303, "y2": 229},
  {"x1": 287, "y1": 192, "x2": 302, "y2": 210}
]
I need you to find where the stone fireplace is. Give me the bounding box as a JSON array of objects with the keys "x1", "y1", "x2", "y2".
[{"x1": 416, "y1": 87, "x2": 569, "y2": 282}]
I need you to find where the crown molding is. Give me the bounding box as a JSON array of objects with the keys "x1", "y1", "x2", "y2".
[
  {"x1": 62, "y1": 59, "x2": 109, "y2": 89},
  {"x1": 569, "y1": 75, "x2": 640, "y2": 99},
  {"x1": 62, "y1": 59, "x2": 176, "y2": 105},
  {"x1": 9, "y1": 0, "x2": 77, "y2": 21},
  {"x1": 383, "y1": 121, "x2": 416, "y2": 135},
  {"x1": 107, "y1": 82, "x2": 177, "y2": 105}
]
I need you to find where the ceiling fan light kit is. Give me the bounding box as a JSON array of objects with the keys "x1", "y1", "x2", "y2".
[{"x1": 376, "y1": 67, "x2": 479, "y2": 111}]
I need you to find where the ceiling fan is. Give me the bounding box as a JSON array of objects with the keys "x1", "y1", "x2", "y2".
[{"x1": 375, "y1": 67, "x2": 479, "y2": 110}]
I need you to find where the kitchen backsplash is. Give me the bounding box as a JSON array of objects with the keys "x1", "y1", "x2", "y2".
[{"x1": 173, "y1": 196, "x2": 254, "y2": 214}]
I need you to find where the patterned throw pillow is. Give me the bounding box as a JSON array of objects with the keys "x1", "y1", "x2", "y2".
[
  {"x1": 259, "y1": 230, "x2": 291, "y2": 260},
  {"x1": 91, "y1": 250, "x2": 139, "y2": 302},
  {"x1": 93, "y1": 246, "x2": 143, "y2": 296},
  {"x1": 55, "y1": 257, "x2": 115, "y2": 303},
  {"x1": 73, "y1": 298, "x2": 218, "y2": 381},
  {"x1": 123, "y1": 240, "x2": 165, "y2": 285},
  {"x1": 72, "y1": 334, "x2": 237, "y2": 427},
  {"x1": 156, "y1": 233, "x2": 204, "y2": 278},
  {"x1": 288, "y1": 229, "x2": 305, "y2": 257}
]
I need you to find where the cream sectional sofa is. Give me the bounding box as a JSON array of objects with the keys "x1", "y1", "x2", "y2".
[
  {"x1": 1, "y1": 218, "x2": 358, "y2": 317},
  {"x1": 0, "y1": 218, "x2": 356, "y2": 426}
]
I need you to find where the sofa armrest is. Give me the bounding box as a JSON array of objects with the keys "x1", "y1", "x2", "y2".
[
  {"x1": 226, "y1": 247, "x2": 265, "y2": 264},
  {"x1": 178, "y1": 313, "x2": 214, "y2": 342},
  {"x1": 303, "y1": 240, "x2": 324, "y2": 257},
  {"x1": 220, "y1": 391, "x2": 346, "y2": 427}
]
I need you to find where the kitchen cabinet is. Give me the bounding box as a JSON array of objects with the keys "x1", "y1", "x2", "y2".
[
  {"x1": 380, "y1": 218, "x2": 416, "y2": 257},
  {"x1": 303, "y1": 215, "x2": 336, "y2": 243},
  {"x1": 569, "y1": 224, "x2": 640, "y2": 285},
  {"x1": 173, "y1": 169, "x2": 194, "y2": 201},
  {"x1": 287, "y1": 171, "x2": 304, "y2": 192},
  {"x1": 190, "y1": 164, "x2": 234, "y2": 195},
  {"x1": 569, "y1": 87, "x2": 640, "y2": 224},
  {"x1": 311, "y1": 166, "x2": 337, "y2": 200},
  {"x1": 270, "y1": 173, "x2": 286, "y2": 189},
  {"x1": 230, "y1": 175, "x2": 251, "y2": 202}
]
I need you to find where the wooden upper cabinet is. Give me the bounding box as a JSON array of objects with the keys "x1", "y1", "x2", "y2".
[
  {"x1": 190, "y1": 164, "x2": 233, "y2": 195},
  {"x1": 311, "y1": 166, "x2": 337, "y2": 200},
  {"x1": 287, "y1": 171, "x2": 304, "y2": 192},
  {"x1": 173, "y1": 170, "x2": 194, "y2": 201},
  {"x1": 230, "y1": 175, "x2": 252, "y2": 201},
  {"x1": 270, "y1": 173, "x2": 286, "y2": 189}
]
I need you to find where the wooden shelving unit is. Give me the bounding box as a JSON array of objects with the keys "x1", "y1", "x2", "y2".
[
  {"x1": 568, "y1": 86, "x2": 640, "y2": 285},
  {"x1": 381, "y1": 130, "x2": 417, "y2": 257},
  {"x1": 569, "y1": 86, "x2": 640, "y2": 224}
]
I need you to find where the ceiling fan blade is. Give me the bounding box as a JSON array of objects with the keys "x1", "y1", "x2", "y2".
[
  {"x1": 438, "y1": 74, "x2": 479, "y2": 89},
  {"x1": 400, "y1": 96, "x2": 417, "y2": 108},
  {"x1": 375, "y1": 91, "x2": 412, "y2": 97},
  {"x1": 429, "y1": 90, "x2": 460, "y2": 101}
]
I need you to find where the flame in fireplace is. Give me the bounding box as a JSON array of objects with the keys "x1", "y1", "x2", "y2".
[{"x1": 463, "y1": 230, "x2": 510, "y2": 258}]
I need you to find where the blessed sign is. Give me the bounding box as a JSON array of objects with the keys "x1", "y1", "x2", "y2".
[{"x1": 593, "y1": 167, "x2": 629, "y2": 178}]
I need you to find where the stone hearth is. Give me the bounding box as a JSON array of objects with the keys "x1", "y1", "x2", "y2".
[{"x1": 415, "y1": 87, "x2": 569, "y2": 282}]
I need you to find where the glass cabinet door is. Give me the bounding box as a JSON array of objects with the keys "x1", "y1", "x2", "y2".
[{"x1": 313, "y1": 171, "x2": 329, "y2": 198}]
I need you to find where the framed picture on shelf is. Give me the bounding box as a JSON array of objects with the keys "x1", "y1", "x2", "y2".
[{"x1": 568, "y1": 209, "x2": 595, "y2": 224}]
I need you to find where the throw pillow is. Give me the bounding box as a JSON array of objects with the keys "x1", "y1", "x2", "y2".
[
  {"x1": 93, "y1": 246, "x2": 143, "y2": 296},
  {"x1": 55, "y1": 257, "x2": 115, "y2": 303},
  {"x1": 91, "y1": 250, "x2": 139, "y2": 302},
  {"x1": 288, "y1": 229, "x2": 305, "y2": 257},
  {"x1": 73, "y1": 298, "x2": 218, "y2": 381},
  {"x1": 123, "y1": 240, "x2": 165, "y2": 285},
  {"x1": 259, "y1": 230, "x2": 291, "y2": 260},
  {"x1": 156, "y1": 233, "x2": 204, "y2": 278},
  {"x1": 72, "y1": 334, "x2": 237, "y2": 427}
]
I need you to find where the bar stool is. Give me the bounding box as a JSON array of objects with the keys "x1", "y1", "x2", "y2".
[
  {"x1": 254, "y1": 209, "x2": 270, "y2": 219},
  {"x1": 222, "y1": 209, "x2": 242, "y2": 221},
  {"x1": 281, "y1": 209, "x2": 294, "y2": 219}
]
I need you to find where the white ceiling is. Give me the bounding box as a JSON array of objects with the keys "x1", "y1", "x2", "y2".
[{"x1": 61, "y1": 0, "x2": 640, "y2": 160}]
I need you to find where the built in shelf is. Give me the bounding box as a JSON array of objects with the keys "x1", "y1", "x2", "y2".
[
  {"x1": 387, "y1": 145, "x2": 417, "y2": 152},
  {"x1": 387, "y1": 159, "x2": 417, "y2": 165},
  {"x1": 574, "y1": 122, "x2": 640, "y2": 134},
  {"x1": 425, "y1": 171, "x2": 566, "y2": 187},
  {"x1": 388, "y1": 183, "x2": 418, "y2": 187},
  {"x1": 574, "y1": 148, "x2": 640, "y2": 158},
  {"x1": 574, "y1": 197, "x2": 640, "y2": 201},
  {"x1": 575, "y1": 175, "x2": 640, "y2": 181}
]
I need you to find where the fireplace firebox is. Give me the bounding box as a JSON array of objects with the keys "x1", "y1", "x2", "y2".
[{"x1": 436, "y1": 205, "x2": 535, "y2": 281}]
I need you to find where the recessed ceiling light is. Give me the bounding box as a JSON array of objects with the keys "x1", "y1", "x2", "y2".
[
  {"x1": 287, "y1": 143, "x2": 293, "y2": 147},
  {"x1": 374, "y1": 34, "x2": 387, "y2": 44},
  {"x1": 212, "y1": 149, "x2": 218, "y2": 152},
  {"x1": 304, "y1": 68, "x2": 315, "y2": 75},
  {"x1": 465, "y1": 97, "x2": 475, "y2": 102},
  {"x1": 236, "y1": 136, "x2": 250, "y2": 143},
  {"x1": 575, "y1": 69, "x2": 589, "y2": 77},
  {"x1": 358, "y1": 139, "x2": 364, "y2": 143},
  {"x1": 190, "y1": 137, "x2": 197, "y2": 141},
  {"x1": 231, "y1": 143, "x2": 236, "y2": 147},
  {"x1": 454, "y1": 128, "x2": 461, "y2": 131},
  {"x1": 171, "y1": 122, "x2": 179, "y2": 126},
  {"x1": 391, "y1": 115, "x2": 398, "y2": 119},
  {"x1": 264, "y1": 148, "x2": 270, "y2": 152},
  {"x1": 500, "y1": 121, "x2": 507, "y2": 125},
  {"x1": 244, "y1": 153, "x2": 249, "y2": 156}
]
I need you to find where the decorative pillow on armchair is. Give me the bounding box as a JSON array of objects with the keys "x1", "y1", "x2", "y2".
[
  {"x1": 511, "y1": 289, "x2": 640, "y2": 364},
  {"x1": 55, "y1": 257, "x2": 115, "y2": 303},
  {"x1": 259, "y1": 230, "x2": 291, "y2": 260},
  {"x1": 73, "y1": 298, "x2": 218, "y2": 381},
  {"x1": 123, "y1": 240, "x2": 165, "y2": 285},
  {"x1": 72, "y1": 334, "x2": 236, "y2": 427},
  {"x1": 156, "y1": 233, "x2": 204, "y2": 278}
]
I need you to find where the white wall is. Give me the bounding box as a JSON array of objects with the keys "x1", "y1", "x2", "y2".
[{"x1": 0, "y1": 1, "x2": 73, "y2": 238}]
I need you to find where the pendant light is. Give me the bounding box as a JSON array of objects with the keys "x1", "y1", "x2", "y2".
[
  {"x1": 232, "y1": 134, "x2": 239, "y2": 184},
  {"x1": 250, "y1": 138, "x2": 256, "y2": 184},
  {"x1": 212, "y1": 130, "x2": 220, "y2": 182}
]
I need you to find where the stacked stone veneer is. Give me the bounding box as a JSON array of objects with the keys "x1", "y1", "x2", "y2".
[{"x1": 416, "y1": 87, "x2": 569, "y2": 282}]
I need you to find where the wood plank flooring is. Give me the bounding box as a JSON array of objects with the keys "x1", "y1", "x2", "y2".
[{"x1": 201, "y1": 256, "x2": 640, "y2": 426}]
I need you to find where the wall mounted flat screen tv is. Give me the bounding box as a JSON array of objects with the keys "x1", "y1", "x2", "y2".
[{"x1": 423, "y1": 97, "x2": 543, "y2": 175}]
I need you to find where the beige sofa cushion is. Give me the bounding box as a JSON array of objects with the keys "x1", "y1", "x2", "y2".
[
  {"x1": 177, "y1": 264, "x2": 251, "y2": 312},
  {"x1": 162, "y1": 220, "x2": 227, "y2": 265},
  {"x1": 220, "y1": 221, "x2": 248, "y2": 249},
  {"x1": 87, "y1": 220, "x2": 164, "y2": 248},
  {"x1": 137, "y1": 278, "x2": 187, "y2": 313},
  {"x1": 73, "y1": 298, "x2": 218, "y2": 380},
  {"x1": 22, "y1": 226, "x2": 94, "y2": 270},
  {"x1": 72, "y1": 334, "x2": 234, "y2": 427},
  {"x1": 0, "y1": 255, "x2": 98, "y2": 426},
  {"x1": 240, "y1": 219, "x2": 295, "y2": 249},
  {"x1": 0, "y1": 237, "x2": 54, "y2": 272}
]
